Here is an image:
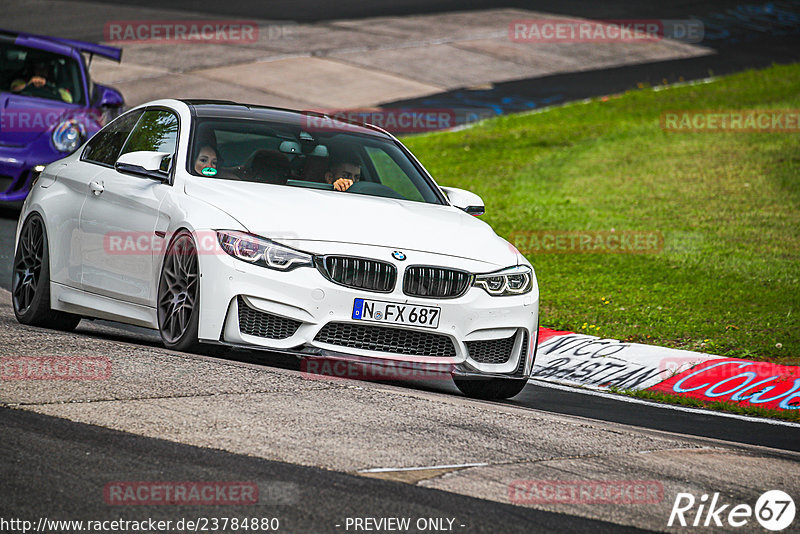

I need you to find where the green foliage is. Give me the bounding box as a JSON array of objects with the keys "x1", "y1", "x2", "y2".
[{"x1": 404, "y1": 64, "x2": 800, "y2": 363}]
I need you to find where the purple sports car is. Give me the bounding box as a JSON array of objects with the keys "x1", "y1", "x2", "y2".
[{"x1": 0, "y1": 29, "x2": 124, "y2": 206}]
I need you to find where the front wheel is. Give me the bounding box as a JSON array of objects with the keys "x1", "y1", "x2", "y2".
[
  {"x1": 12, "y1": 214, "x2": 81, "y2": 330},
  {"x1": 453, "y1": 377, "x2": 528, "y2": 400},
  {"x1": 157, "y1": 230, "x2": 201, "y2": 352}
]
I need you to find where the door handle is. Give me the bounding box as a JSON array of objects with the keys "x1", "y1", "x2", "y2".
[{"x1": 89, "y1": 180, "x2": 104, "y2": 195}]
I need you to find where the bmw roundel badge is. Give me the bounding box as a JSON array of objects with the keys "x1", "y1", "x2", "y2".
[{"x1": 392, "y1": 251, "x2": 406, "y2": 261}]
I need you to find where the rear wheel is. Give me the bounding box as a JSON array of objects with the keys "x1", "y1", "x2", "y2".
[
  {"x1": 12, "y1": 214, "x2": 81, "y2": 330},
  {"x1": 453, "y1": 377, "x2": 528, "y2": 400},
  {"x1": 157, "y1": 231, "x2": 201, "y2": 352}
]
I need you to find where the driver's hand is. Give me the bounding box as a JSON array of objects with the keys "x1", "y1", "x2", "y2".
[
  {"x1": 30, "y1": 76, "x2": 46, "y2": 88},
  {"x1": 333, "y1": 178, "x2": 354, "y2": 191}
]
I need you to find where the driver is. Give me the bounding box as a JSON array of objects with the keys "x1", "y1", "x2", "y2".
[
  {"x1": 324, "y1": 160, "x2": 361, "y2": 192},
  {"x1": 10, "y1": 59, "x2": 73, "y2": 103}
]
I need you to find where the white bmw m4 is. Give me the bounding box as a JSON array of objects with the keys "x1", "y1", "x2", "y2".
[{"x1": 13, "y1": 99, "x2": 539, "y2": 399}]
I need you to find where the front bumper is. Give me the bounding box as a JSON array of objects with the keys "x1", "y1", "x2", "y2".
[
  {"x1": 210, "y1": 339, "x2": 533, "y2": 381},
  {"x1": 0, "y1": 141, "x2": 63, "y2": 204},
  {"x1": 197, "y1": 241, "x2": 539, "y2": 377},
  {"x1": 0, "y1": 158, "x2": 42, "y2": 205}
]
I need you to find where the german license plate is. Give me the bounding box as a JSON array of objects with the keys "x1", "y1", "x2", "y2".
[{"x1": 352, "y1": 298, "x2": 440, "y2": 328}]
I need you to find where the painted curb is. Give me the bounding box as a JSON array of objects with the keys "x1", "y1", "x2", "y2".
[{"x1": 533, "y1": 328, "x2": 800, "y2": 411}]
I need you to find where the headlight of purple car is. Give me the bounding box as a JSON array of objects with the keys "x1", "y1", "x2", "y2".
[{"x1": 52, "y1": 119, "x2": 86, "y2": 153}]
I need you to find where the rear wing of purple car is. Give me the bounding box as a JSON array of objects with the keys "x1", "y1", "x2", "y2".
[{"x1": 0, "y1": 28, "x2": 122, "y2": 62}]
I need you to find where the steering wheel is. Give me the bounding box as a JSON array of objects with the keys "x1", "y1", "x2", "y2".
[{"x1": 19, "y1": 83, "x2": 60, "y2": 100}]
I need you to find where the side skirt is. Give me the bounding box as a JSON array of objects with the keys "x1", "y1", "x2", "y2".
[{"x1": 50, "y1": 282, "x2": 158, "y2": 329}]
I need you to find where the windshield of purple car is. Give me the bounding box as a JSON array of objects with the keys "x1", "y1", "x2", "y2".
[
  {"x1": 1, "y1": 42, "x2": 83, "y2": 104},
  {"x1": 188, "y1": 118, "x2": 442, "y2": 204}
]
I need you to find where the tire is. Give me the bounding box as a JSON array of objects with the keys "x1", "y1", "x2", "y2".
[
  {"x1": 12, "y1": 214, "x2": 81, "y2": 331},
  {"x1": 157, "y1": 230, "x2": 201, "y2": 352},
  {"x1": 453, "y1": 377, "x2": 528, "y2": 400}
]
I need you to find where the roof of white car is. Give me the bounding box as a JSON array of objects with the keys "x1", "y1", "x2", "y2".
[{"x1": 180, "y1": 99, "x2": 392, "y2": 138}]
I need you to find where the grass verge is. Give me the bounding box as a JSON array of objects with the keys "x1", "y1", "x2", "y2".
[{"x1": 403, "y1": 63, "x2": 800, "y2": 365}]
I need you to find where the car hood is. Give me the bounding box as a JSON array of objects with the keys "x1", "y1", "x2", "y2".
[
  {"x1": 185, "y1": 178, "x2": 519, "y2": 266},
  {"x1": 0, "y1": 93, "x2": 89, "y2": 146}
]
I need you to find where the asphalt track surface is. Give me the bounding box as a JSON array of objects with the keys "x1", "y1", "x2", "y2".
[
  {"x1": 384, "y1": 32, "x2": 800, "y2": 115},
  {"x1": 383, "y1": 3, "x2": 800, "y2": 112},
  {"x1": 1, "y1": 408, "x2": 647, "y2": 534}
]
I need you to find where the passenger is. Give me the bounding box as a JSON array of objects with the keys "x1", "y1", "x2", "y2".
[
  {"x1": 324, "y1": 160, "x2": 361, "y2": 192},
  {"x1": 194, "y1": 145, "x2": 218, "y2": 175}
]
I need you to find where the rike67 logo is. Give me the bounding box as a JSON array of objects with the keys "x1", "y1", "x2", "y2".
[{"x1": 668, "y1": 490, "x2": 795, "y2": 531}]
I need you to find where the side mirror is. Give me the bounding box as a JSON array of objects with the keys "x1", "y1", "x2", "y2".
[
  {"x1": 440, "y1": 186, "x2": 485, "y2": 216},
  {"x1": 94, "y1": 84, "x2": 124, "y2": 108},
  {"x1": 115, "y1": 151, "x2": 171, "y2": 182}
]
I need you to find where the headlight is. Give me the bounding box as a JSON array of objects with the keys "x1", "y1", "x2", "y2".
[
  {"x1": 474, "y1": 265, "x2": 533, "y2": 296},
  {"x1": 216, "y1": 230, "x2": 313, "y2": 271},
  {"x1": 52, "y1": 120, "x2": 85, "y2": 153}
]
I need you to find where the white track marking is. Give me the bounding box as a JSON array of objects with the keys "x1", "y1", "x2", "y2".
[{"x1": 359, "y1": 462, "x2": 489, "y2": 473}]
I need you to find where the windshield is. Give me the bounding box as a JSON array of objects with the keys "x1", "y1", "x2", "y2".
[
  {"x1": 0, "y1": 42, "x2": 84, "y2": 105},
  {"x1": 188, "y1": 117, "x2": 444, "y2": 205}
]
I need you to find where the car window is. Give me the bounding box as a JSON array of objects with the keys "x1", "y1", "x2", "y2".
[
  {"x1": 0, "y1": 42, "x2": 84, "y2": 105},
  {"x1": 364, "y1": 146, "x2": 425, "y2": 202},
  {"x1": 82, "y1": 110, "x2": 143, "y2": 166},
  {"x1": 189, "y1": 117, "x2": 443, "y2": 205},
  {"x1": 120, "y1": 109, "x2": 179, "y2": 157}
]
